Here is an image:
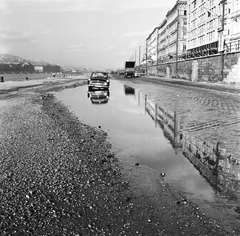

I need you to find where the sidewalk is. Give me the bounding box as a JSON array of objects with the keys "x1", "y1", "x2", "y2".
[{"x1": 143, "y1": 75, "x2": 240, "y2": 93}]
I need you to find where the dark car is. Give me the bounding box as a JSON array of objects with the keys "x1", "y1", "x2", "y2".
[
  {"x1": 88, "y1": 71, "x2": 110, "y2": 90},
  {"x1": 87, "y1": 88, "x2": 110, "y2": 104},
  {"x1": 118, "y1": 70, "x2": 125, "y2": 76}
]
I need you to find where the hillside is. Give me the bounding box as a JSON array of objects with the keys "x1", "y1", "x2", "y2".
[
  {"x1": 0, "y1": 54, "x2": 27, "y2": 64},
  {"x1": 0, "y1": 53, "x2": 56, "y2": 66},
  {"x1": 0, "y1": 53, "x2": 94, "y2": 72}
]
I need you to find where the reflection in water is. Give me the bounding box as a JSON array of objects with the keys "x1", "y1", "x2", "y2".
[
  {"x1": 144, "y1": 93, "x2": 240, "y2": 195},
  {"x1": 55, "y1": 81, "x2": 240, "y2": 233},
  {"x1": 124, "y1": 85, "x2": 135, "y2": 95},
  {"x1": 87, "y1": 88, "x2": 110, "y2": 105}
]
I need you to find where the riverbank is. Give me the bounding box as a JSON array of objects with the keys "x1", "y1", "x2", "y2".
[{"x1": 0, "y1": 78, "x2": 230, "y2": 235}]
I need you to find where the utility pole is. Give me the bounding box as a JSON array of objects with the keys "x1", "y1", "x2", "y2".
[
  {"x1": 139, "y1": 46, "x2": 141, "y2": 66},
  {"x1": 176, "y1": 9, "x2": 179, "y2": 79},
  {"x1": 135, "y1": 50, "x2": 136, "y2": 63},
  {"x1": 220, "y1": 0, "x2": 226, "y2": 82},
  {"x1": 157, "y1": 28, "x2": 159, "y2": 76},
  {"x1": 146, "y1": 40, "x2": 148, "y2": 75}
]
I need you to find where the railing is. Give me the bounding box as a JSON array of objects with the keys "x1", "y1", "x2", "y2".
[
  {"x1": 224, "y1": 40, "x2": 240, "y2": 53},
  {"x1": 150, "y1": 40, "x2": 240, "y2": 65}
]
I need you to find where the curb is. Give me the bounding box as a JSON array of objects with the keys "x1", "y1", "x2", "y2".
[{"x1": 142, "y1": 75, "x2": 240, "y2": 93}]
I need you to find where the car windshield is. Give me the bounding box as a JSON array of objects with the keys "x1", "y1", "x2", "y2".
[{"x1": 92, "y1": 72, "x2": 108, "y2": 78}]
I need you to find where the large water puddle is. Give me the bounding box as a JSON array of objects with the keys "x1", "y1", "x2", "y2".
[{"x1": 55, "y1": 79, "x2": 240, "y2": 234}]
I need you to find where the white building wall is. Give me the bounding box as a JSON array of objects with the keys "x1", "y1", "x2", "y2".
[
  {"x1": 187, "y1": 0, "x2": 240, "y2": 53},
  {"x1": 146, "y1": 27, "x2": 158, "y2": 63},
  {"x1": 187, "y1": 0, "x2": 220, "y2": 50},
  {"x1": 158, "y1": 20, "x2": 167, "y2": 61},
  {"x1": 225, "y1": 0, "x2": 240, "y2": 51},
  {"x1": 156, "y1": 1, "x2": 187, "y2": 61}
]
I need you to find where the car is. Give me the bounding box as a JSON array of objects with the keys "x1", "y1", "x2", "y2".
[
  {"x1": 118, "y1": 70, "x2": 125, "y2": 76},
  {"x1": 87, "y1": 88, "x2": 110, "y2": 104},
  {"x1": 88, "y1": 71, "x2": 110, "y2": 90}
]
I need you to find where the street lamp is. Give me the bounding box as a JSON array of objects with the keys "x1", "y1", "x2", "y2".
[
  {"x1": 176, "y1": 10, "x2": 179, "y2": 79},
  {"x1": 220, "y1": 0, "x2": 226, "y2": 82},
  {"x1": 157, "y1": 35, "x2": 159, "y2": 76},
  {"x1": 139, "y1": 46, "x2": 141, "y2": 66},
  {"x1": 146, "y1": 39, "x2": 148, "y2": 75}
]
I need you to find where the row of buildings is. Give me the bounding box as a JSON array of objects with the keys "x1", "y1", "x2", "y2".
[{"x1": 143, "y1": 0, "x2": 240, "y2": 67}]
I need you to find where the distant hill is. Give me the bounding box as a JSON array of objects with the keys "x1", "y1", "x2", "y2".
[
  {"x1": 0, "y1": 53, "x2": 58, "y2": 66},
  {"x1": 0, "y1": 53, "x2": 27, "y2": 64},
  {"x1": 0, "y1": 53, "x2": 96, "y2": 72}
]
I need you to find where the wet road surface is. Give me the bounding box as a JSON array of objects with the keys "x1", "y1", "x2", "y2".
[{"x1": 55, "y1": 78, "x2": 240, "y2": 234}]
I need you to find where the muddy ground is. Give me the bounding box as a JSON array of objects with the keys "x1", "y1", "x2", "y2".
[{"x1": 0, "y1": 78, "x2": 231, "y2": 235}]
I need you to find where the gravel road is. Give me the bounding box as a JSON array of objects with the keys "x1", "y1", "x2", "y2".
[{"x1": 0, "y1": 78, "x2": 231, "y2": 235}]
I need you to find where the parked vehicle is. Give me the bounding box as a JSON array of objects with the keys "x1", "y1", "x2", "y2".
[
  {"x1": 118, "y1": 70, "x2": 125, "y2": 76},
  {"x1": 88, "y1": 71, "x2": 110, "y2": 90},
  {"x1": 135, "y1": 69, "x2": 146, "y2": 77},
  {"x1": 124, "y1": 61, "x2": 135, "y2": 78}
]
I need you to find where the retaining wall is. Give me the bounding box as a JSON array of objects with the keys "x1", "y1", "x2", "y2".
[{"x1": 146, "y1": 52, "x2": 240, "y2": 82}]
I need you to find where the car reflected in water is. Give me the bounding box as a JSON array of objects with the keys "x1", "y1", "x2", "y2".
[
  {"x1": 87, "y1": 88, "x2": 110, "y2": 105},
  {"x1": 124, "y1": 85, "x2": 135, "y2": 95}
]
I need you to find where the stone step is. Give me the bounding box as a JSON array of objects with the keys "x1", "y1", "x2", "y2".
[
  {"x1": 229, "y1": 68, "x2": 240, "y2": 72},
  {"x1": 227, "y1": 78, "x2": 240, "y2": 82},
  {"x1": 224, "y1": 79, "x2": 240, "y2": 83},
  {"x1": 224, "y1": 57, "x2": 240, "y2": 83},
  {"x1": 227, "y1": 73, "x2": 240, "y2": 77},
  {"x1": 225, "y1": 77, "x2": 240, "y2": 82},
  {"x1": 227, "y1": 74, "x2": 240, "y2": 78},
  {"x1": 228, "y1": 73, "x2": 240, "y2": 77}
]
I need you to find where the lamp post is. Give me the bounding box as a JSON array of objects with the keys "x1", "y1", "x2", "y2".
[
  {"x1": 157, "y1": 29, "x2": 159, "y2": 76},
  {"x1": 139, "y1": 46, "x2": 141, "y2": 66},
  {"x1": 176, "y1": 10, "x2": 179, "y2": 79},
  {"x1": 220, "y1": 0, "x2": 226, "y2": 82},
  {"x1": 146, "y1": 40, "x2": 148, "y2": 75}
]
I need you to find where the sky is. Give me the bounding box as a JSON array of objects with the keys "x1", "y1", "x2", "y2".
[{"x1": 0, "y1": 0, "x2": 177, "y2": 69}]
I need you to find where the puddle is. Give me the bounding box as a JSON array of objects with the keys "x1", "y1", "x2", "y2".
[{"x1": 54, "y1": 79, "x2": 240, "y2": 234}]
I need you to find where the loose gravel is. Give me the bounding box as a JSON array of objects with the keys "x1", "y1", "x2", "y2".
[{"x1": 0, "y1": 81, "x2": 231, "y2": 235}]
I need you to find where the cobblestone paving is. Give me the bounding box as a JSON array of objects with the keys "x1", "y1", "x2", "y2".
[{"x1": 123, "y1": 80, "x2": 240, "y2": 160}]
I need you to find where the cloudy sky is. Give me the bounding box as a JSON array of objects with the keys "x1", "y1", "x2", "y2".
[{"x1": 0, "y1": 0, "x2": 177, "y2": 69}]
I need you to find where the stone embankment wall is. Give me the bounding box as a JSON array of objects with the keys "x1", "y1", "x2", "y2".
[{"x1": 147, "y1": 52, "x2": 240, "y2": 83}]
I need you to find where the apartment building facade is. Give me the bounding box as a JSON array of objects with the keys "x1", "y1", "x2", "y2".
[
  {"x1": 187, "y1": 0, "x2": 222, "y2": 57},
  {"x1": 225, "y1": 0, "x2": 240, "y2": 51},
  {"x1": 141, "y1": 0, "x2": 240, "y2": 81},
  {"x1": 187, "y1": 0, "x2": 240, "y2": 56},
  {"x1": 145, "y1": 0, "x2": 240, "y2": 64},
  {"x1": 146, "y1": 27, "x2": 158, "y2": 64},
  {"x1": 157, "y1": 0, "x2": 188, "y2": 63}
]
